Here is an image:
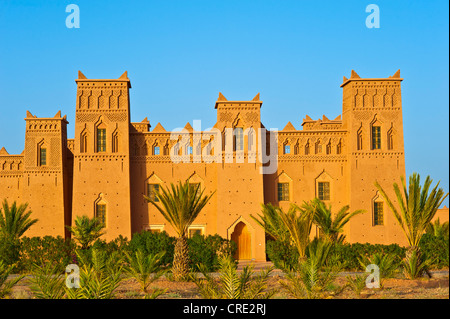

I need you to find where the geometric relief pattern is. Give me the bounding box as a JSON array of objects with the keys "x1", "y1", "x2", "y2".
[
  {"x1": 24, "y1": 137, "x2": 35, "y2": 166},
  {"x1": 50, "y1": 137, "x2": 61, "y2": 167},
  {"x1": 76, "y1": 111, "x2": 128, "y2": 123},
  {"x1": 353, "y1": 111, "x2": 374, "y2": 121},
  {"x1": 219, "y1": 111, "x2": 234, "y2": 123},
  {"x1": 244, "y1": 111, "x2": 259, "y2": 123}
]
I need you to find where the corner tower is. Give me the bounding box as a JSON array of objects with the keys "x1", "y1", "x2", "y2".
[
  {"x1": 341, "y1": 70, "x2": 406, "y2": 245},
  {"x1": 22, "y1": 110, "x2": 71, "y2": 237},
  {"x1": 71, "y1": 71, "x2": 132, "y2": 240}
]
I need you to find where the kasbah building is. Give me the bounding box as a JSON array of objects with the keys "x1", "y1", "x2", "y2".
[{"x1": 0, "y1": 69, "x2": 448, "y2": 262}]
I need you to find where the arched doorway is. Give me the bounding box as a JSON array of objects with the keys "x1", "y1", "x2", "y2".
[{"x1": 231, "y1": 222, "x2": 251, "y2": 260}]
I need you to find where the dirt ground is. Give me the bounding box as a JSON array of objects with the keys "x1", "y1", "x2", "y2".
[{"x1": 9, "y1": 270, "x2": 449, "y2": 299}]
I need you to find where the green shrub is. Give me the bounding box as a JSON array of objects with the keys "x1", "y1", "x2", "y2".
[
  {"x1": 266, "y1": 239, "x2": 299, "y2": 269},
  {"x1": 128, "y1": 231, "x2": 175, "y2": 267},
  {"x1": 188, "y1": 234, "x2": 236, "y2": 272},
  {"x1": 0, "y1": 237, "x2": 21, "y2": 268},
  {"x1": 267, "y1": 239, "x2": 408, "y2": 271},
  {"x1": 18, "y1": 236, "x2": 76, "y2": 273},
  {"x1": 419, "y1": 233, "x2": 449, "y2": 269},
  {"x1": 328, "y1": 243, "x2": 406, "y2": 271}
]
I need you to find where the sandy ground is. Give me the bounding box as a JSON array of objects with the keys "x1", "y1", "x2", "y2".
[{"x1": 8, "y1": 265, "x2": 449, "y2": 299}]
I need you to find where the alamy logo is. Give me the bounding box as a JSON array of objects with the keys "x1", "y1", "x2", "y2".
[
  {"x1": 365, "y1": 264, "x2": 380, "y2": 288},
  {"x1": 66, "y1": 4, "x2": 80, "y2": 29},
  {"x1": 365, "y1": 4, "x2": 380, "y2": 29},
  {"x1": 65, "y1": 264, "x2": 80, "y2": 289}
]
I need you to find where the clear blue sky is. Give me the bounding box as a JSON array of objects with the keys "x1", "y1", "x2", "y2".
[{"x1": 0, "y1": 0, "x2": 448, "y2": 205}]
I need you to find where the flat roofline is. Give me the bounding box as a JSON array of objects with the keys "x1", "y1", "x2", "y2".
[
  {"x1": 24, "y1": 117, "x2": 69, "y2": 124},
  {"x1": 215, "y1": 100, "x2": 262, "y2": 109},
  {"x1": 75, "y1": 78, "x2": 131, "y2": 88},
  {"x1": 340, "y1": 78, "x2": 403, "y2": 88}
]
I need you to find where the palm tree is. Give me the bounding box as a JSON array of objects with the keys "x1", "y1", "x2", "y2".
[
  {"x1": 144, "y1": 180, "x2": 214, "y2": 281},
  {"x1": 124, "y1": 249, "x2": 167, "y2": 298},
  {"x1": 66, "y1": 215, "x2": 106, "y2": 250},
  {"x1": 280, "y1": 239, "x2": 342, "y2": 299},
  {"x1": 312, "y1": 198, "x2": 365, "y2": 244},
  {"x1": 0, "y1": 260, "x2": 25, "y2": 298},
  {"x1": 250, "y1": 203, "x2": 290, "y2": 242},
  {"x1": 358, "y1": 252, "x2": 399, "y2": 288},
  {"x1": 0, "y1": 200, "x2": 38, "y2": 240},
  {"x1": 65, "y1": 248, "x2": 123, "y2": 299},
  {"x1": 426, "y1": 218, "x2": 449, "y2": 239},
  {"x1": 192, "y1": 255, "x2": 275, "y2": 299},
  {"x1": 375, "y1": 173, "x2": 448, "y2": 278},
  {"x1": 29, "y1": 263, "x2": 66, "y2": 299},
  {"x1": 277, "y1": 202, "x2": 315, "y2": 262}
]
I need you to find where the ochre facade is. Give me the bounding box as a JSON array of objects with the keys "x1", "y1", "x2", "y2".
[{"x1": 1, "y1": 70, "x2": 447, "y2": 261}]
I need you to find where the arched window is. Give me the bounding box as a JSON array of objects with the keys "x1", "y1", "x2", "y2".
[
  {"x1": 247, "y1": 128, "x2": 256, "y2": 153},
  {"x1": 373, "y1": 201, "x2": 384, "y2": 226},
  {"x1": 326, "y1": 141, "x2": 332, "y2": 155},
  {"x1": 96, "y1": 123, "x2": 107, "y2": 152},
  {"x1": 96, "y1": 203, "x2": 106, "y2": 226},
  {"x1": 284, "y1": 143, "x2": 290, "y2": 154},
  {"x1": 318, "y1": 182, "x2": 330, "y2": 200},
  {"x1": 315, "y1": 140, "x2": 322, "y2": 154},
  {"x1": 336, "y1": 140, "x2": 342, "y2": 154},
  {"x1": 277, "y1": 183, "x2": 290, "y2": 201},
  {"x1": 39, "y1": 147, "x2": 47, "y2": 166},
  {"x1": 80, "y1": 130, "x2": 88, "y2": 153},
  {"x1": 163, "y1": 142, "x2": 169, "y2": 155},
  {"x1": 234, "y1": 127, "x2": 244, "y2": 151},
  {"x1": 112, "y1": 130, "x2": 119, "y2": 153},
  {"x1": 38, "y1": 141, "x2": 47, "y2": 166},
  {"x1": 305, "y1": 140, "x2": 310, "y2": 155},
  {"x1": 147, "y1": 183, "x2": 160, "y2": 202},
  {"x1": 372, "y1": 125, "x2": 381, "y2": 150},
  {"x1": 357, "y1": 129, "x2": 363, "y2": 150},
  {"x1": 294, "y1": 141, "x2": 299, "y2": 155},
  {"x1": 387, "y1": 127, "x2": 395, "y2": 150}
]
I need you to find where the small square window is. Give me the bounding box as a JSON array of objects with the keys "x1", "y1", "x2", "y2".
[
  {"x1": 374, "y1": 202, "x2": 384, "y2": 226},
  {"x1": 96, "y1": 204, "x2": 106, "y2": 225},
  {"x1": 284, "y1": 145, "x2": 290, "y2": 154},
  {"x1": 277, "y1": 183, "x2": 290, "y2": 201},
  {"x1": 372, "y1": 126, "x2": 381, "y2": 150},
  {"x1": 147, "y1": 184, "x2": 160, "y2": 202},
  {"x1": 188, "y1": 228, "x2": 203, "y2": 238},
  {"x1": 234, "y1": 127, "x2": 244, "y2": 151},
  {"x1": 39, "y1": 148, "x2": 47, "y2": 166},
  {"x1": 318, "y1": 182, "x2": 330, "y2": 201},
  {"x1": 97, "y1": 128, "x2": 106, "y2": 152}
]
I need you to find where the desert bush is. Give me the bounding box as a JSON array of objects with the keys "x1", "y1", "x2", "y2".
[
  {"x1": 0, "y1": 260, "x2": 24, "y2": 298},
  {"x1": 0, "y1": 237, "x2": 21, "y2": 268},
  {"x1": 18, "y1": 236, "x2": 75, "y2": 273},
  {"x1": 192, "y1": 255, "x2": 275, "y2": 299},
  {"x1": 419, "y1": 233, "x2": 449, "y2": 269},
  {"x1": 345, "y1": 274, "x2": 367, "y2": 297},
  {"x1": 65, "y1": 248, "x2": 123, "y2": 299},
  {"x1": 266, "y1": 239, "x2": 298, "y2": 270},
  {"x1": 29, "y1": 262, "x2": 66, "y2": 299},
  {"x1": 124, "y1": 249, "x2": 167, "y2": 299},
  {"x1": 128, "y1": 231, "x2": 175, "y2": 267},
  {"x1": 267, "y1": 239, "x2": 411, "y2": 272},
  {"x1": 188, "y1": 233, "x2": 236, "y2": 272},
  {"x1": 279, "y1": 240, "x2": 344, "y2": 299},
  {"x1": 358, "y1": 252, "x2": 400, "y2": 288}
]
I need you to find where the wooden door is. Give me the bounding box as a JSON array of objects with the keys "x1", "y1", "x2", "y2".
[{"x1": 231, "y1": 222, "x2": 251, "y2": 260}]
